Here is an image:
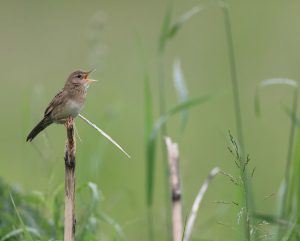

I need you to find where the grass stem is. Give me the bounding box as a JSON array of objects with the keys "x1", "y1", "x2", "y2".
[
  {"x1": 222, "y1": 3, "x2": 254, "y2": 240},
  {"x1": 279, "y1": 88, "x2": 298, "y2": 234}
]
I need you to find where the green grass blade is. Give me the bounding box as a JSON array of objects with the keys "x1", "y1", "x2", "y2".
[
  {"x1": 282, "y1": 112, "x2": 300, "y2": 239},
  {"x1": 146, "y1": 96, "x2": 211, "y2": 207},
  {"x1": 149, "y1": 95, "x2": 211, "y2": 154},
  {"x1": 254, "y1": 86, "x2": 261, "y2": 117},
  {"x1": 0, "y1": 228, "x2": 41, "y2": 241},
  {"x1": 144, "y1": 74, "x2": 155, "y2": 207},
  {"x1": 158, "y1": 0, "x2": 172, "y2": 53},
  {"x1": 254, "y1": 78, "x2": 299, "y2": 240},
  {"x1": 168, "y1": 95, "x2": 211, "y2": 116},
  {"x1": 98, "y1": 212, "x2": 126, "y2": 240},
  {"x1": 76, "y1": 182, "x2": 102, "y2": 239},
  {"x1": 168, "y1": 5, "x2": 203, "y2": 39},
  {"x1": 254, "y1": 78, "x2": 298, "y2": 117},
  {"x1": 51, "y1": 183, "x2": 64, "y2": 236},
  {"x1": 9, "y1": 193, "x2": 34, "y2": 241}
]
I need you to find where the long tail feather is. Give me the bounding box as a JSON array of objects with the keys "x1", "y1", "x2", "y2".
[{"x1": 26, "y1": 117, "x2": 52, "y2": 142}]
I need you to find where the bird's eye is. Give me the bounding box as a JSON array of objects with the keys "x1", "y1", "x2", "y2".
[{"x1": 77, "y1": 74, "x2": 82, "y2": 79}]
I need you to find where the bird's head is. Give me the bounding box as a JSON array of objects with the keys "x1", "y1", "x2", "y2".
[{"x1": 66, "y1": 69, "x2": 97, "y2": 90}]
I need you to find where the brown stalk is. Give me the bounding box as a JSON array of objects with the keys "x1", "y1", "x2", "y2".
[
  {"x1": 64, "y1": 117, "x2": 76, "y2": 241},
  {"x1": 165, "y1": 137, "x2": 183, "y2": 241}
]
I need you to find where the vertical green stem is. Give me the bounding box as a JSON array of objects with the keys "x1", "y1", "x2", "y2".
[
  {"x1": 158, "y1": 53, "x2": 172, "y2": 241},
  {"x1": 281, "y1": 88, "x2": 298, "y2": 218},
  {"x1": 222, "y1": 3, "x2": 254, "y2": 241},
  {"x1": 222, "y1": 5, "x2": 244, "y2": 151}
]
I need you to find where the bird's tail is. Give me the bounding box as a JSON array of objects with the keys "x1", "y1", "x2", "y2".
[{"x1": 26, "y1": 117, "x2": 53, "y2": 142}]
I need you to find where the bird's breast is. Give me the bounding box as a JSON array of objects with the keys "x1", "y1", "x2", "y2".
[{"x1": 65, "y1": 99, "x2": 84, "y2": 117}]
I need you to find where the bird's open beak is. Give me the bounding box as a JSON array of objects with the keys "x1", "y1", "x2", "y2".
[
  {"x1": 86, "y1": 78, "x2": 97, "y2": 84},
  {"x1": 84, "y1": 69, "x2": 97, "y2": 84}
]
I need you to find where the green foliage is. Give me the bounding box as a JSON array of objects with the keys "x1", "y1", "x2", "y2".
[
  {"x1": 254, "y1": 78, "x2": 299, "y2": 240},
  {"x1": 144, "y1": 75, "x2": 155, "y2": 207},
  {"x1": 225, "y1": 132, "x2": 255, "y2": 240},
  {"x1": 145, "y1": 95, "x2": 211, "y2": 207},
  {"x1": 0, "y1": 179, "x2": 123, "y2": 241},
  {"x1": 254, "y1": 78, "x2": 298, "y2": 117},
  {"x1": 0, "y1": 179, "x2": 47, "y2": 240},
  {"x1": 158, "y1": 2, "x2": 202, "y2": 53},
  {"x1": 146, "y1": 0, "x2": 204, "y2": 208}
]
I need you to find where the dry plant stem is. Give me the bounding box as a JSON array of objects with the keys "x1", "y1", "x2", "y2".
[
  {"x1": 64, "y1": 117, "x2": 76, "y2": 241},
  {"x1": 165, "y1": 137, "x2": 183, "y2": 241},
  {"x1": 183, "y1": 167, "x2": 220, "y2": 241},
  {"x1": 78, "y1": 114, "x2": 130, "y2": 158}
]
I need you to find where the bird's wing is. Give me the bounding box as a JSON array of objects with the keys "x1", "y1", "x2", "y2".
[{"x1": 44, "y1": 89, "x2": 67, "y2": 116}]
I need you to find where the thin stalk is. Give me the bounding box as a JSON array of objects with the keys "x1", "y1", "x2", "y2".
[
  {"x1": 158, "y1": 53, "x2": 173, "y2": 241},
  {"x1": 281, "y1": 88, "x2": 298, "y2": 217},
  {"x1": 222, "y1": 5, "x2": 244, "y2": 151},
  {"x1": 165, "y1": 137, "x2": 183, "y2": 241},
  {"x1": 222, "y1": 4, "x2": 254, "y2": 241},
  {"x1": 64, "y1": 118, "x2": 76, "y2": 241}
]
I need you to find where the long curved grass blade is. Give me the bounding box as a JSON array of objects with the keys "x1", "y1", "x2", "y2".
[
  {"x1": 183, "y1": 167, "x2": 220, "y2": 241},
  {"x1": 77, "y1": 182, "x2": 101, "y2": 202},
  {"x1": 98, "y1": 212, "x2": 126, "y2": 240},
  {"x1": 168, "y1": 5, "x2": 203, "y2": 39},
  {"x1": 159, "y1": 3, "x2": 202, "y2": 52},
  {"x1": 150, "y1": 96, "x2": 211, "y2": 141},
  {"x1": 284, "y1": 106, "x2": 300, "y2": 128},
  {"x1": 0, "y1": 228, "x2": 40, "y2": 241},
  {"x1": 78, "y1": 114, "x2": 130, "y2": 158},
  {"x1": 254, "y1": 78, "x2": 299, "y2": 239},
  {"x1": 168, "y1": 95, "x2": 211, "y2": 116},
  {"x1": 76, "y1": 182, "x2": 102, "y2": 239},
  {"x1": 9, "y1": 193, "x2": 34, "y2": 241},
  {"x1": 52, "y1": 184, "x2": 64, "y2": 232},
  {"x1": 283, "y1": 108, "x2": 300, "y2": 239},
  {"x1": 254, "y1": 78, "x2": 298, "y2": 117},
  {"x1": 147, "y1": 96, "x2": 211, "y2": 174},
  {"x1": 158, "y1": 0, "x2": 172, "y2": 53},
  {"x1": 145, "y1": 96, "x2": 211, "y2": 207}
]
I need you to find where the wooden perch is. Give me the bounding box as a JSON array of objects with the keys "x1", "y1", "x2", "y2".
[
  {"x1": 165, "y1": 137, "x2": 183, "y2": 241},
  {"x1": 64, "y1": 118, "x2": 76, "y2": 241}
]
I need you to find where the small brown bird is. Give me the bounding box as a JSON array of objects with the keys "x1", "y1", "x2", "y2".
[{"x1": 26, "y1": 70, "x2": 96, "y2": 142}]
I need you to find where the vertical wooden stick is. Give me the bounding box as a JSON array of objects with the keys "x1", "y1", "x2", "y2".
[
  {"x1": 165, "y1": 137, "x2": 183, "y2": 241},
  {"x1": 64, "y1": 118, "x2": 76, "y2": 241}
]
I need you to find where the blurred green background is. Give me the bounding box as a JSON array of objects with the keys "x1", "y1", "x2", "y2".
[{"x1": 1, "y1": 0, "x2": 300, "y2": 240}]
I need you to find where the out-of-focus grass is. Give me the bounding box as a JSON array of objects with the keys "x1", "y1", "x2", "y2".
[
  {"x1": 1, "y1": 1, "x2": 300, "y2": 241},
  {"x1": 144, "y1": 3, "x2": 203, "y2": 239},
  {"x1": 254, "y1": 78, "x2": 299, "y2": 240},
  {"x1": 0, "y1": 179, "x2": 123, "y2": 241}
]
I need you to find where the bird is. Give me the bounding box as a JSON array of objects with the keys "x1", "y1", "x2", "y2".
[{"x1": 26, "y1": 70, "x2": 97, "y2": 142}]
